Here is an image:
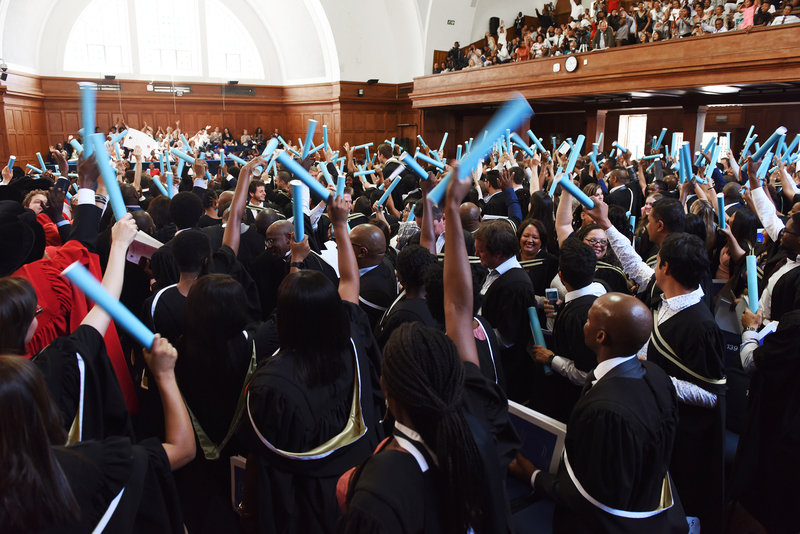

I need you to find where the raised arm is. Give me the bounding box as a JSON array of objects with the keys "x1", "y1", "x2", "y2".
[
  {"x1": 144, "y1": 335, "x2": 196, "y2": 470},
  {"x1": 778, "y1": 159, "x2": 800, "y2": 201},
  {"x1": 329, "y1": 193, "x2": 359, "y2": 304},
  {"x1": 529, "y1": 151, "x2": 542, "y2": 194},
  {"x1": 555, "y1": 188, "x2": 575, "y2": 248},
  {"x1": 81, "y1": 213, "x2": 138, "y2": 335},
  {"x1": 223, "y1": 156, "x2": 262, "y2": 254},
  {"x1": 442, "y1": 171, "x2": 481, "y2": 368},
  {"x1": 419, "y1": 173, "x2": 437, "y2": 254},
  {"x1": 133, "y1": 146, "x2": 143, "y2": 192}
]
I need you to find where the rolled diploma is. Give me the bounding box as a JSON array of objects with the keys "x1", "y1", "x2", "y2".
[
  {"x1": 527, "y1": 130, "x2": 547, "y2": 154},
  {"x1": 301, "y1": 120, "x2": 317, "y2": 160},
  {"x1": 746, "y1": 255, "x2": 759, "y2": 313},
  {"x1": 400, "y1": 152, "x2": 429, "y2": 180},
  {"x1": 62, "y1": 261, "x2": 155, "y2": 348},
  {"x1": 170, "y1": 148, "x2": 195, "y2": 165},
  {"x1": 655, "y1": 128, "x2": 667, "y2": 150},
  {"x1": 376, "y1": 167, "x2": 405, "y2": 206},
  {"x1": 527, "y1": 307, "x2": 551, "y2": 374},
  {"x1": 559, "y1": 175, "x2": 595, "y2": 209},
  {"x1": 458, "y1": 94, "x2": 533, "y2": 183},
  {"x1": 291, "y1": 180, "x2": 305, "y2": 242},
  {"x1": 88, "y1": 134, "x2": 126, "y2": 221},
  {"x1": 716, "y1": 193, "x2": 726, "y2": 230},
  {"x1": 415, "y1": 151, "x2": 445, "y2": 171},
  {"x1": 276, "y1": 152, "x2": 331, "y2": 201},
  {"x1": 79, "y1": 82, "x2": 95, "y2": 157}
]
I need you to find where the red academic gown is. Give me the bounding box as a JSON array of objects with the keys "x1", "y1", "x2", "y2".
[{"x1": 12, "y1": 240, "x2": 139, "y2": 414}]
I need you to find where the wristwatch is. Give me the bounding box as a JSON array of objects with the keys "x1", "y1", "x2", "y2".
[
  {"x1": 547, "y1": 354, "x2": 556, "y2": 365},
  {"x1": 289, "y1": 262, "x2": 303, "y2": 269},
  {"x1": 743, "y1": 326, "x2": 757, "y2": 332}
]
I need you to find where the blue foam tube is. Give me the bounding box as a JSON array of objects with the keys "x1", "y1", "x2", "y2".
[
  {"x1": 400, "y1": 152, "x2": 429, "y2": 180},
  {"x1": 159, "y1": 152, "x2": 164, "y2": 173},
  {"x1": 7, "y1": 155, "x2": 15, "y2": 169},
  {"x1": 62, "y1": 261, "x2": 155, "y2": 348},
  {"x1": 458, "y1": 94, "x2": 533, "y2": 183},
  {"x1": 227, "y1": 154, "x2": 247, "y2": 166},
  {"x1": 427, "y1": 171, "x2": 454, "y2": 206},
  {"x1": 115, "y1": 144, "x2": 122, "y2": 161},
  {"x1": 111, "y1": 129, "x2": 127, "y2": 145},
  {"x1": 439, "y1": 132, "x2": 448, "y2": 154},
  {"x1": 548, "y1": 172, "x2": 561, "y2": 197},
  {"x1": 597, "y1": 132, "x2": 603, "y2": 148},
  {"x1": 353, "y1": 142, "x2": 373, "y2": 152},
  {"x1": 88, "y1": 133, "x2": 126, "y2": 221},
  {"x1": 527, "y1": 130, "x2": 547, "y2": 155},
  {"x1": 354, "y1": 170, "x2": 375, "y2": 177},
  {"x1": 70, "y1": 139, "x2": 83, "y2": 154},
  {"x1": 612, "y1": 141, "x2": 627, "y2": 154},
  {"x1": 151, "y1": 174, "x2": 168, "y2": 196},
  {"x1": 176, "y1": 159, "x2": 185, "y2": 179},
  {"x1": 170, "y1": 148, "x2": 195, "y2": 165},
  {"x1": 680, "y1": 142, "x2": 692, "y2": 183},
  {"x1": 717, "y1": 193, "x2": 726, "y2": 230},
  {"x1": 559, "y1": 175, "x2": 595, "y2": 209},
  {"x1": 180, "y1": 134, "x2": 191, "y2": 154},
  {"x1": 564, "y1": 135, "x2": 586, "y2": 176},
  {"x1": 456, "y1": 145, "x2": 462, "y2": 160},
  {"x1": 642, "y1": 154, "x2": 662, "y2": 160},
  {"x1": 301, "y1": 120, "x2": 317, "y2": 160},
  {"x1": 510, "y1": 132, "x2": 534, "y2": 157},
  {"x1": 746, "y1": 255, "x2": 759, "y2": 313},
  {"x1": 166, "y1": 172, "x2": 174, "y2": 198},
  {"x1": 276, "y1": 152, "x2": 331, "y2": 201},
  {"x1": 376, "y1": 173, "x2": 403, "y2": 206},
  {"x1": 746, "y1": 127, "x2": 788, "y2": 168},
  {"x1": 629, "y1": 215, "x2": 636, "y2": 233},
  {"x1": 336, "y1": 174, "x2": 345, "y2": 198},
  {"x1": 291, "y1": 181, "x2": 305, "y2": 242},
  {"x1": 205, "y1": 170, "x2": 213, "y2": 182},
  {"x1": 745, "y1": 125, "x2": 755, "y2": 142},
  {"x1": 27, "y1": 164, "x2": 43, "y2": 174},
  {"x1": 783, "y1": 134, "x2": 800, "y2": 163},
  {"x1": 415, "y1": 151, "x2": 445, "y2": 171},
  {"x1": 298, "y1": 138, "x2": 304, "y2": 151},
  {"x1": 527, "y1": 307, "x2": 551, "y2": 374},
  {"x1": 365, "y1": 146, "x2": 370, "y2": 163},
  {"x1": 775, "y1": 134, "x2": 786, "y2": 159},
  {"x1": 671, "y1": 133, "x2": 678, "y2": 158},
  {"x1": 319, "y1": 163, "x2": 333, "y2": 185},
  {"x1": 740, "y1": 134, "x2": 757, "y2": 164},
  {"x1": 609, "y1": 148, "x2": 616, "y2": 159},
  {"x1": 407, "y1": 209, "x2": 416, "y2": 222},
  {"x1": 756, "y1": 151, "x2": 772, "y2": 180},
  {"x1": 323, "y1": 125, "x2": 329, "y2": 150},
  {"x1": 655, "y1": 128, "x2": 667, "y2": 150},
  {"x1": 36, "y1": 152, "x2": 46, "y2": 171},
  {"x1": 220, "y1": 151, "x2": 225, "y2": 167},
  {"x1": 417, "y1": 135, "x2": 427, "y2": 149},
  {"x1": 705, "y1": 146, "x2": 722, "y2": 179},
  {"x1": 79, "y1": 82, "x2": 95, "y2": 157}
]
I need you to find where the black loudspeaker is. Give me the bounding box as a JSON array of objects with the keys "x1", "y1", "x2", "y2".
[
  {"x1": 397, "y1": 137, "x2": 411, "y2": 154},
  {"x1": 489, "y1": 17, "x2": 500, "y2": 35}
]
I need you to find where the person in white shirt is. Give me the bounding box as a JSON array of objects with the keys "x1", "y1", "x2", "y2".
[
  {"x1": 771, "y1": 4, "x2": 800, "y2": 24},
  {"x1": 570, "y1": 0, "x2": 585, "y2": 20},
  {"x1": 702, "y1": 17, "x2": 729, "y2": 31}
]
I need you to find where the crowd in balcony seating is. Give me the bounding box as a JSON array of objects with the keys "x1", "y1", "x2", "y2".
[{"x1": 433, "y1": 0, "x2": 799, "y2": 73}]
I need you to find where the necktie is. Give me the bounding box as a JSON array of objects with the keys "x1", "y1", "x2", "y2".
[{"x1": 580, "y1": 370, "x2": 597, "y2": 397}]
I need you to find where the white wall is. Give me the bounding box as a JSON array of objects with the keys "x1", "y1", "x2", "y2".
[{"x1": 0, "y1": 0, "x2": 427, "y2": 84}]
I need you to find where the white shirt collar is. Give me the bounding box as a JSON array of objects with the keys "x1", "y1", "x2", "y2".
[
  {"x1": 593, "y1": 355, "x2": 637, "y2": 385},
  {"x1": 493, "y1": 255, "x2": 522, "y2": 277},
  {"x1": 359, "y1": 264, "x2": 379, "y2": 276},
  {"x1": 609, "y1": 184, "x2": 626, "y2": 193},
  {"x1": 484, "y1": 191, "x2": 500, "y2": 201},
  {"x1": 661, "y1": 285, "x2": 704, "y2": 313},
  {"x1": 565, "y1": 281, "x2": 606, "y2": 303}
]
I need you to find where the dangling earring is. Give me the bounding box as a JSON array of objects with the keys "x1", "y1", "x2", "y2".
[{"x1": 379, "y1": 400, "x2": 390, "y2": 424}]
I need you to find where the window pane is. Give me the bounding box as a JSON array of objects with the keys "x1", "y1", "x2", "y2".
[
  {"x1": 64, "y1": 0, "x2": 132, "y2": 73},
  {"x1": 136, "y1": 0, "x2": 201, "y2": 76},
  {"x1": 205, "y1": 0, "x2": 264, "y2": 79}
]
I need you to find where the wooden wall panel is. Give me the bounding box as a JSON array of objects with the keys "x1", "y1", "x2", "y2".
[{"x1": 3, "y1": 98, "x2": 48, "y2": 166}]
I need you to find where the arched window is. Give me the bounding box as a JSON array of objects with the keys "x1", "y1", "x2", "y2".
[
  {"x1": 205, "y1": 0, "x2": 265, "y2": 79},
  {"x1": 136, "y1": 0, "x2": 202, "y2": 76},
  {"x1": 64, "y1": 0, "x2": 133, "y2": 73}
]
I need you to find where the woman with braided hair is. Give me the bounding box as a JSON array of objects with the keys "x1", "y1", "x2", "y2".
[{"x1": 337, "y1": 163, "x2": 516, "y2": 534}]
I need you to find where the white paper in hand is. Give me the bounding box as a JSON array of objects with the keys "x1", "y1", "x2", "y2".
[
  {"x1": 122, "y1": 129, "x2": 158, "y2": 155},
  {"x1": 126, "y1": 230, "x2": 163, "y2": 265}
]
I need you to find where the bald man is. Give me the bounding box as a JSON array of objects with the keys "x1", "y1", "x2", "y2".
[
  {"x1": 605, "y1": 163, "x2": 645, "y2": 219},
  {"x1": 350, "y1": 223, "x2": 398, "y2": 330},
  {"x1": 460, "y1": 202, "x2": 482, "y2": 233},
  {"x1": 520, "y1": 293, "x2": 687, "y2": 533}
]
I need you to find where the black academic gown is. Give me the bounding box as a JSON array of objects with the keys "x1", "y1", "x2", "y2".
[
  {"x1": 373, "y1": 295, "x2": 438, "y2": 351},
  {"x1": 606, "y1": 182, "x2": 645, "y2": 222},
  {"x1": 358, "y1": 259, "x2": 398, "y2": 332},
  {"x1": 480, "y1": 266, "x2": 537, "y2": 404},
  {"x1": 530, "y1": 293, "x2": 599, "y2": 424},
  {"x1": 730, "y1": 310, "x2": 800, "y2": 534},
  {"x1": 519, "y1": 250, "x2": 560, "y2": 296},
  {"x1": 239, "y1": 302, "x2": 384, "y2": 534},
  {"x1": 647, "y1": 302, "x2": 726, "y2": 534},
  {"x1": 535, "y1": 358, "x2": 688, "y2": 534}
]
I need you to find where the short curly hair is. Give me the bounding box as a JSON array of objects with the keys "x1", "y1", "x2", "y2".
[
  {"x1": 22, "y1": 190, "x2": 49, "y2": 209},
  {"x1": 396, "y1": 245, "x2": 437, "y2": 289}
]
